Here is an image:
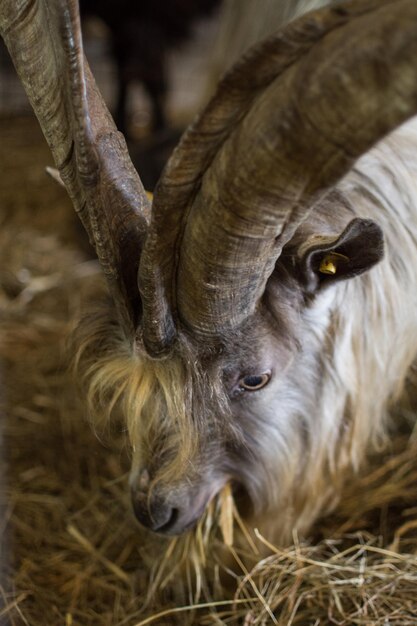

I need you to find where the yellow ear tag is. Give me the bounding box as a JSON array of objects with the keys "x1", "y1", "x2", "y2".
[
  {"x1": 319, "y1": 257, "x2": 337, "y2": 275},
  {"x1": 146, "y1": 190, "x2": 153, "y2": 202},
  {"x1": 319, "y1": 252, "x2": 350, "y2": 275}
]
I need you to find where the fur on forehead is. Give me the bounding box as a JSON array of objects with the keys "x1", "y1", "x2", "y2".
[
  {"x1": 72, "y1": 302, "x2": 237, "y2": 451},
  {"x1": 178, "y1": 289, "x2": 301, "y2": 380}
]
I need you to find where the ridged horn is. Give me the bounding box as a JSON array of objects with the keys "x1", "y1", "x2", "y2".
[
  {"x1": 139, "y1": 0, "x2": 417, "y2": 354},
  {"x1": 0, "y1": 0, "x2": 149, "y2": 333}
]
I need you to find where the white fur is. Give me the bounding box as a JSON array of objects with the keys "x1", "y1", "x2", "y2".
[{"x1": 252, "y1": 117, "x2": 417, "y2": 542}]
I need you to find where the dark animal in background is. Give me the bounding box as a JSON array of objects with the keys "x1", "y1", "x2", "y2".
[{"x1": 80, "y1": 0, "x2": 221, "y2": 138}]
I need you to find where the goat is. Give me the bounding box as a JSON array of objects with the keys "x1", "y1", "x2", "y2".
[{"x1": 1, "y1": 0, "x2": 417, "y2": 546}]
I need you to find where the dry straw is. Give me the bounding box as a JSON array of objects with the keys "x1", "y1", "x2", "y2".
[{"x1": 1, "y1": 117, "x2": 417, "y2": 625}]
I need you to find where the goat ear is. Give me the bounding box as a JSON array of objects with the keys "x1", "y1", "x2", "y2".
[{"x1": 296, "y1": 218, "x2": 384, "y2": 293}]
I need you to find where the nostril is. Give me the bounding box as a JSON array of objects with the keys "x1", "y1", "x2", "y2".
[
  {"x1": 131, "y1": 488, "x2": 179, "y2": 534},
  {"x1": 154, "y1": 507, "x2": 178, "y2": 533}
]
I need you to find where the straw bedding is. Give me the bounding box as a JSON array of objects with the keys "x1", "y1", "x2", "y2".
[{"x1": 1, "y1": 115, "x2": 417, "y2": 625}]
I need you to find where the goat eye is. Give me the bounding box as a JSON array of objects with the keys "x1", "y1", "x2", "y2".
[{"x1": 239, "y1": 372, "x2": 271, "y2": 391}]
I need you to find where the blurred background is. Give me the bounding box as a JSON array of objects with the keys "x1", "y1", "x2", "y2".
[
  {"x1": 0, "y1": 0, "x2": 328, "y2": 188},
  {"x1": 0, "y1": 0, "x2": 223, "y2": 189}
]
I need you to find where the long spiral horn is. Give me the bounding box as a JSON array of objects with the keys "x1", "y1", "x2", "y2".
[{"x1": 0, "y1": 0, "x2": 149, "y2": 332}]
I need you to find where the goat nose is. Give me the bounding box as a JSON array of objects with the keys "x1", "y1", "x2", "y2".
[
  {"x1": 130, "y1": 469, "x2": 215, "y2": 535},
  {"x1": 131, "y1": 473, "x2": 178, "y2": 533}
]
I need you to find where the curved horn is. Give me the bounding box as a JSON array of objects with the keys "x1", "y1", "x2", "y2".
[
  {"x1": 0, "y1": 0, "x2": 149, "y2": 333},
  {"x1": 139, "y1": 0, "x2": 417, "y2": 355}
]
